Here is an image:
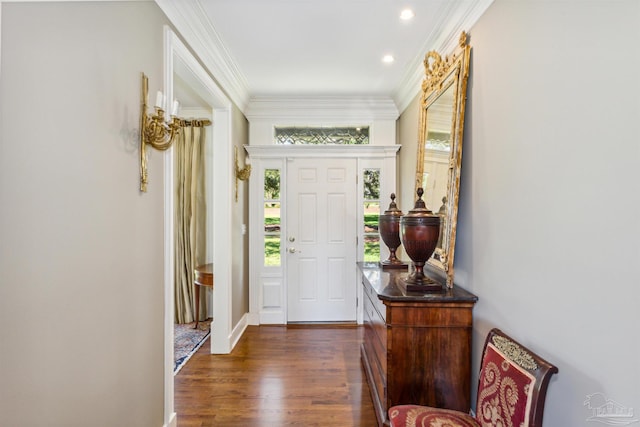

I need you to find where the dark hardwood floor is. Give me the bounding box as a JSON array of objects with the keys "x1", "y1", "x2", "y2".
[{"x1": 175, "y1": 325, "x2": 377, "y2": 426}]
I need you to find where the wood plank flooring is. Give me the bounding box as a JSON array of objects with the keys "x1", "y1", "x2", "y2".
[{"x1": 174, "y1": 325, "x2": 377, "y2": 426}]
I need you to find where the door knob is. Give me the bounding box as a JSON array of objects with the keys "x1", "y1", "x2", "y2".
[
  {"x1": 288, "y1": 247, "x2": 296, "y2": 253},
  {"x1": 289, "y1": 236, "x2": 295, "y2": 242}
]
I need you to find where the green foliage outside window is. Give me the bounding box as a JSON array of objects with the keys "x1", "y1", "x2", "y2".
[
  {"x1": 264, "y1": 236, "x2": 281, "y2": 266},
  {"x1": 264, "y1": 170, "x2": 281, "y2": 266},
  {"x1": 363, "y1": 169, "x2": 381, "y2": 262},
  {"x1": 264, "y1": 169, "x2": 280, "y2": 200},
  {"x1": 364, "y1": 237, "x2": 380, "y2": 262},
  {"x1": 363, "y1": 170, "x2": 380, "y2": 200},
  {"x1": 364, "y1": 213, "x2": 379, "y2": 232}
]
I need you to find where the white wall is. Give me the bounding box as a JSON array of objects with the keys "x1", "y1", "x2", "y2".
[
  {"x1": 397, "y1": 1, "x2": 639, "y2": 426},
  {"x1": 0, "y1": 2, "x2": 169, "y2": 426}
]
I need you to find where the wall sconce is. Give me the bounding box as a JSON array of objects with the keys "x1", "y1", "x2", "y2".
[
  {"x1": 139, "y1": 72, "x2": 184, "y2": 192},
  {"x1": 235, "y1": 146, "x2": 251, "y2": 202}
]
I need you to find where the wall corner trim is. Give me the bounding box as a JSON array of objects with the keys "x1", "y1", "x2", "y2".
[
  {"x1": 163, "y1": 412, "x2": 177, "y2": 427},
  {"x1": 393, "y1": 0, "x2": 494, "y2": 114},
  {"x1": 155, "y1": 0, "x2": 250, "y2": 112}
]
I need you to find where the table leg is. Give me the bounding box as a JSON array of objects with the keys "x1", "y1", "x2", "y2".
[{"x1": 194, "y1": 284, "x2": 200, "y2": 329}]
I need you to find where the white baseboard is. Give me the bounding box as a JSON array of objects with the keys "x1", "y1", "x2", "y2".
[
  {"x1": 163, "y1": 412, "x2": 177, "y2": 427},
  {"x1": 230, "y1": 313, "x2": 249, "y2": 349},
  {"x1": 247, "y1": 312, "x2": 260, "y2": 325},
  {"x1": 259, "y1": 310, "x2": 285, "y2": 325}
]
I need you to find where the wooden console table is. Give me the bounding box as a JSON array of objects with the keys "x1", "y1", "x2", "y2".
[
  {"x1": 194, "y1": 263, "x2": 213, "y2": 328},
  {"x1": 358, "y1": 262, "x2": 478, "y2": 426}
]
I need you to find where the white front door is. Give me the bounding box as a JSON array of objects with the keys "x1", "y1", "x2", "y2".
[{"x1": 286, "y1": 158, "x2": 357, "y2": 322}]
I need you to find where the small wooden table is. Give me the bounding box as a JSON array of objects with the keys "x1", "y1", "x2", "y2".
[{"x1": 194, "y1": 263, "x2": 213, "y2": 328}]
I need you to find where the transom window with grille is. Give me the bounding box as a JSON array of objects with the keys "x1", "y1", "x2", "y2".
[
  {"x1": 363, "y1": 169, "x2": 380, "y2": 262},
  {"x1": 274, "y1": 126, "x2": 369, "y2": 145}
]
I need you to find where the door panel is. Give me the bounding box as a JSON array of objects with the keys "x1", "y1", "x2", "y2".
[{"x1": 287, "y1": 158, "x2": 357, "y2": 322}]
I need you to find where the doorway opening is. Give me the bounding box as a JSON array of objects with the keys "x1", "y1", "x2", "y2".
[{"x1": 162, "y1": 27, "x2": 234, "y2": 427}]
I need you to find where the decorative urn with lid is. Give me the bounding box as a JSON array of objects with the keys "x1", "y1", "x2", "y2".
[
  {"x1": 400, "y1": 188, "x2": 443, "y2": 292},
  {"x1": 379, "y1": 193, "x2": 407, "y2": 270}
]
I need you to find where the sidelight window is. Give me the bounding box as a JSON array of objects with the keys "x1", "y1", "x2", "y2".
[
  {"x1": 363, "y1": 169, "x2": 380, "y2": 261},
  {"x1": 264, "y1": 169, "x2": 281, "y2": 266}
]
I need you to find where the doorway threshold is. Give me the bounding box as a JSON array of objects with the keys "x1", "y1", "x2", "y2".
[{"x1": 286, "y1": 321, "x2": 358, "y2": 328}]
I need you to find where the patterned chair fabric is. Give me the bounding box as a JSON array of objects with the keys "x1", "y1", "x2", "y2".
[
  {"x1": 388, "y1": 329, "x2": 558, "y2": 427},
  {"x1": 388, "y1": 405, "x2": 480, "y2": 427}
]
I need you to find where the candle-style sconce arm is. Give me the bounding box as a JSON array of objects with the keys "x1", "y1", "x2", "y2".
[
  {"x1": 235, "y1": 146, "x2": 251, "y2": 202},
  {"x1": 139, "y1": 72, "x2": 185, "y2": 192}
]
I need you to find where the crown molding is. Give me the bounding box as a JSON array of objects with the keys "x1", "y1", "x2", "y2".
[
  {"x1": 154, "y1": 0, "x2": 492, "y2": 117},
  {"x1": 393, "y1": 0, "x2": 494, "y2": 114},
  {"x1": 155, "y1": 0, "x2": 250, "y2": 112},
  {"x1": 245, "y1": 96, "x2": 399, "y2": 123}
]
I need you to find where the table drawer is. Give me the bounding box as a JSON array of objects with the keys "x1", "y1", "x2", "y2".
[
  {"x1": 363, "y1": 287, "x2": 387, "y2": 376},
  {"x1": 363, "y1": 327, "x2": 386, "y2": 409},
  {"x1": 363, "y1": 278, "x2": 386, "y2": 321}
]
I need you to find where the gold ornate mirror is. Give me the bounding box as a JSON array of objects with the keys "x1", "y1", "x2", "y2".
[{"x1": 415, "y1": 32, "x2": 471, "y2": 287}]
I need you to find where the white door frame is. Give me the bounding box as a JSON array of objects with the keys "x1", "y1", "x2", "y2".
[
  {"x1": 246, "y1": 145, "x2": 400, "y2": 326},
  {"x1": 162, "y1": 28, "x2": 234, "y2": 427}
]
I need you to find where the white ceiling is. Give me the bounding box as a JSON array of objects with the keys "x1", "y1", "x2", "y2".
[
  {"x1": 159, "y1": 0, "x2": 493, "y2": 111},
  {"x1": 200, "y1": 0, "x2": 449, "y2": 97}
]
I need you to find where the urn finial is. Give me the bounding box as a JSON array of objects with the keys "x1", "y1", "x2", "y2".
[
  {"x1": 400, "y1": 188, "x2": 443, "y2": 292},
  {"x1": 379, "y1": 193, "x2": 407, "y2": 269}
]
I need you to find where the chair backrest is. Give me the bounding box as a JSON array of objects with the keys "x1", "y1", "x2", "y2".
[{"x1": 475, "y1": 329, "x2": 558, "y2": 427}]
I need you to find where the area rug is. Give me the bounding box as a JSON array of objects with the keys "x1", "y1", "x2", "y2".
[{"x1": 174, "y1": 319, "x2": 211, "y2": 374}]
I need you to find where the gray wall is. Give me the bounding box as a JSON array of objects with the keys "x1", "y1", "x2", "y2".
[
  {"x1": 232, "y1": 105, "x2": 250, "y2": 325},
  {"x1": 399, "y1": 1, "x2": 639, "y2": 425},
  {"x1": 397, "y1": 94, "x2": 420, "y2": 212},
  {"x1": 0, "y1": 2, "x2": 169, "y2": 426}
]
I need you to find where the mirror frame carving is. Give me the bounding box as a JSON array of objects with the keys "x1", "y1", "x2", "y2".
[{"x1": 415, "y1": 32, "x2": 471, "y2": 287}]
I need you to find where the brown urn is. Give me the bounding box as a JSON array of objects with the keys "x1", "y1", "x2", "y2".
[
  {"x1": 379, "y1": 193, "x2": 407, "y2": 269},
  {"x1": 400, "y1": 188, "x2": 443, "y2": 292}
]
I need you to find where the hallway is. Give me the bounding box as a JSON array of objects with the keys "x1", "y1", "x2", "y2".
[{"x1": 174, "y1": 326, "x2": 376, "y2": 426}]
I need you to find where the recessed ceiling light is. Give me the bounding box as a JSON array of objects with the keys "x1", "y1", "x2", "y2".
[
  {"x1": 400, "y1": 9, "x2": 415, "y2": 21},
  {"x1": 382, "y1": 55, "x2": 395, "y2": 64}
]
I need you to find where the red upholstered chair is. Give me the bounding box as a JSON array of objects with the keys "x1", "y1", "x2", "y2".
[{"x1": 388, "y1": 328, "x2": 558, "y2": 427}]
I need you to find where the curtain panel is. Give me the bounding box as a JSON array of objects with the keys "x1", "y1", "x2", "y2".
[{"x1": 174, "y1": 126, "x2": 207, "y2": 324}]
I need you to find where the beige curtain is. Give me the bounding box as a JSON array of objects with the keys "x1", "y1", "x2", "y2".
[{"x1": 174, "y1": 125, "x2": 207, "y2": 324}]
